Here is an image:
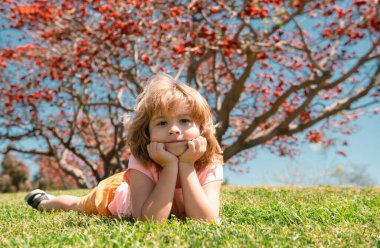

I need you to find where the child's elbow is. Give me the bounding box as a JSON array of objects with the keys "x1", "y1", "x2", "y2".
[
  {"x1": 205, "y1": 209, "x2": 221, "y2": 223},
  {"x1": 196, "y1": 212, "x2": 221, "y2": 223},
  {"x1": 205, "y1": 215, "x2": 221, "y2": 224}
]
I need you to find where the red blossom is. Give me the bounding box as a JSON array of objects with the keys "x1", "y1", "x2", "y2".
[
  {"x1": 256, "y1": 50, "x2": 269, "y2": 60},
  {"x1": 16, "y1": 5, "x2": 37, "y2": 15},
  {"x1": 99, "y1": 21, "x2": 107, "y2": 27},
  {"x1": 170, "y1": 7, "x2": 183, "y2": 17},
  {"x1": 245, "y1": 6, "x2": 260, "y2": 17},
  {"x1": 260, "y1": 9, "x2": 269, "y2": 18},
  {"x1": 173, "y1": 44, "x2": 186, "y2": 54},
  {"x1": 322, "y1": 28, "x2": 332, "y2": 38},
  {"x1": 141, "y1": 54, "x2": 151, "y2": 65},
  {"x1": 337, "y1": 150, "x2": 347, "y2": 157},
  {"x1": 43, "y1": 92, "x2": 54, "y2": 101},
  {"x1": 370, "y1": 15, "x2": 380, "y2": 31},
  {"x1": 31, "y1": 91, "x2": 41, "y2": 100},
  {"x1": 209, "y1": 6, "x2": 220, "y2": 14},
  {"x1": 336, "y1": 27, "x2": 344, "y2": 35},
  {"x1": 299, "y1": 111, "x2": 311, "y2": 123},
  {"x1": 306, "y1": 130, "x2": 323, "y2": 143},
  {"x1": 353, "y1": 0, "x2": 368, "y2": 7},
  {"x1": 160, "y1": 22, "x2": 173, "y2": 31},
  {"x1": 293, "y1": 1, "x2": 302, "y2": 8},
  {"x1": 98, "y1": 5, "x2": 110, "y2": 13}
]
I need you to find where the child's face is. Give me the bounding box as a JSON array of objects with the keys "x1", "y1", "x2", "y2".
[{"x1": 148, "y1": 105, "x2": 201, "y2": 156}]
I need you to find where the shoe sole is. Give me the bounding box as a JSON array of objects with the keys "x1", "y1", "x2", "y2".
[{"x1": 24, "y1": 189, "x2": 45, "y2": 202}]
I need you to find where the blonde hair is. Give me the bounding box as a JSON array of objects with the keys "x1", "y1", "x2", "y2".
[{"x1": 127, "y1": 73, "x2": 223, "y2": 171}]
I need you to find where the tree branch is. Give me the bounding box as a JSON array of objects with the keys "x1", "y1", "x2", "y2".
[
  {"x1": 186, "y1": 50, "x2": 214, "y2": 88},
  {"x1": 291, "y1": 17, "x2": 325, "y2": 72},
  {"x1": 0, "y1": 128, "x2": 40, "y2": 141},
  {"x1": 216, "y1": 48, "x2": 257, "y2": 141},
  {"x1": 348, "y1": 100, "x2": 380, "y2": 111},
  {"x1": 48, "y1": 126, "x2": 101, "y2": 181},
  {"x1": 222, "y1": 38, "x2": 379, "y2": 160},
  {"x1": 223, "y1": 62, "x2": 380, "y2": 160},
  {"x1": 54, "y1": 149, "x2": 88, "y2": 188},
  {"x1": 83, "y1": 107, "x2": 106, "y2": 160},
  {"x1": 287, "y1": 64, "x2": 380, "y2": 135},
  {"x1": 264, "y1": 1, "x2": 307, "y2": 39},
  {"x1": 86, "y1": 102, "x2": 134, "y2": 112},
  {"x1": 221, "y1": 72, "x2": 330, "y2": 158},
  {"x1": 1, "y1": 145, "x2": 53, "y2": 156}
]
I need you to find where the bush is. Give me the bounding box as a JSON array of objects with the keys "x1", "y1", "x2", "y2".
[{"x1": 0, "y1": 154, "x2": 32, "y2": 192}]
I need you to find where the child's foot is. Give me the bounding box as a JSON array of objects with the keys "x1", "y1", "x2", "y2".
[{"x1": 24, "y1": 189, "x2": 54, "y2": 210}]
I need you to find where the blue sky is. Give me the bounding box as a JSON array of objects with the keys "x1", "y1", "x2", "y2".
[{"x1": 225, "y1": 114, "x2": 380, "y2": 186}]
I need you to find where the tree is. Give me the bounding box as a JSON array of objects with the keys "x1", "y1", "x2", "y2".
[
  {"x1": 0, "y1": 153, "x2": 32, "y2": 192},
  {"x1": 0, "y1": 0, "x2": 379, "y2": 187},
  {"x1": 272, "y1": 162, "x2": 375, "y2": 186},
  {"x1": 34, "y1": 155, "x2": 84, "y2": 190},
  {"x1": 328, "y1": 163, "x2": 375, "y2": 186}
]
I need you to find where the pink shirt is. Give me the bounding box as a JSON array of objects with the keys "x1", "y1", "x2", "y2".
[{"x1": 108, "y1": 155, "x2": 223, "y2": 217}]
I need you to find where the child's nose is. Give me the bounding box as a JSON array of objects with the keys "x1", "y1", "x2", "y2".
[{"x1": 168, "y1": 126, "x2": 180, "y2": 135}]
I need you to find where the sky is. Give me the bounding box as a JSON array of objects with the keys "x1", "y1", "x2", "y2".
[{"x1": 224, "y1": 114, "x2": 380, "y2": 186}]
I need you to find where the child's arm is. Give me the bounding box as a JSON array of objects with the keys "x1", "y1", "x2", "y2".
[
  {"x1": 179, "y1": 165, "x2": 222, "y2": 222},
  {"x1": 129, "y1": 165, "x2": 177, "y2": 221},
  {"x1": 129, "y1": 142, "x2": 178, "y2": 221},
  {"x1": 179, "y1": 136, "x2": 221, "y2": 222}
]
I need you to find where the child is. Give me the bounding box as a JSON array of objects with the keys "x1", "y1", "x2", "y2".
[{"x1": 25, "y1": 73, "x2": 224, "y2": 222}]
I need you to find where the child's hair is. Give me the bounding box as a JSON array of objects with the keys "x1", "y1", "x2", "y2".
[{"x1": 127, "y1": 73, "x2": 223, "y2": 171}]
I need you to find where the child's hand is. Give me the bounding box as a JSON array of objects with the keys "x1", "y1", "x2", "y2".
[
  {"x1": 147, "y1": 142, "x2": 178, "y2": 167},
  {"x1": 179, "y1": 136, "x2": 207, "y2": 166}
]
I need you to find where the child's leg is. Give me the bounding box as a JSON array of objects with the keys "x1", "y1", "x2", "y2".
[
  {"x1": 26, "y1": 172, "x2": 125, "y2": 215},
  {"x1": 25, "y1": 189, "x2": 86, "y2": 213},
  {"x1": 38, "y1": 195, "x2": 82, "y2": 212}
]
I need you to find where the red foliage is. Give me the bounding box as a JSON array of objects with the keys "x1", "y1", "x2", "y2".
[
  {"x1": 244, "y1": 3, "x2": 269, "y2": 18},
  {"x1": 306, "y1": 130, "x2": 323, "y2": 143},
  {"x1": 293, "y1": 1, "x2": 302, "y2": 8},
  {"x1": 337, "y1": 150, "x2": 347, "y2": 157},
  {"x1": 353, "y1": 0, "x2": 368, "y2": 7},
  {"x1": 370, "y1": 15, "x2": 380, "y2": 31},
  {"x1": 141, "y1": 54, "x2": 151, "y2": 65},
  {"x1": 0, "y1": 0, "x2": 378, "y2": 179},
  {"x1": 37, "y1": 156, "x2": 78, "y2": 189}
]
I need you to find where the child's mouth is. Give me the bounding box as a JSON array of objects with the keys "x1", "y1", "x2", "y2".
[{"x1": 165, "y1": 140, "x2": 187, "y2": 143}]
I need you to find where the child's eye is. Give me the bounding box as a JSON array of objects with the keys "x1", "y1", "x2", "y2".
[
  {"x1": 180, "y1": 119, "x2": 191, "y2": 124},
  {"x1": 157, "y1": 121, "x2": 167, "y2": 126}
]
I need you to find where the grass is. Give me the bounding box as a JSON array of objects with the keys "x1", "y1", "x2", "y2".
[{"x1": 1, "y1": 186, "x2": 379, "y2": 247}]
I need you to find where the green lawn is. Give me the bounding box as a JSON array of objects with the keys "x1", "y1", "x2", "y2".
[{"x1": 1, "y1": 186, "x2": 379, "y2": 247}]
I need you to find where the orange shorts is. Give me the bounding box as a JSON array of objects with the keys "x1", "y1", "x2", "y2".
[{"x1": 76, "y1": 172, "x2": 125, "y2": 216}]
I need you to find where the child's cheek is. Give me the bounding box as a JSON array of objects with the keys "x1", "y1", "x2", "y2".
[{"x1": 188, "y1": 126, "x2": 201, "y2": 140}]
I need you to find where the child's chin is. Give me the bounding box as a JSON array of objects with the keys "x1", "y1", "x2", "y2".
[{"x1": 165, "y1": 141, "x2": 188, "y2": 156}]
